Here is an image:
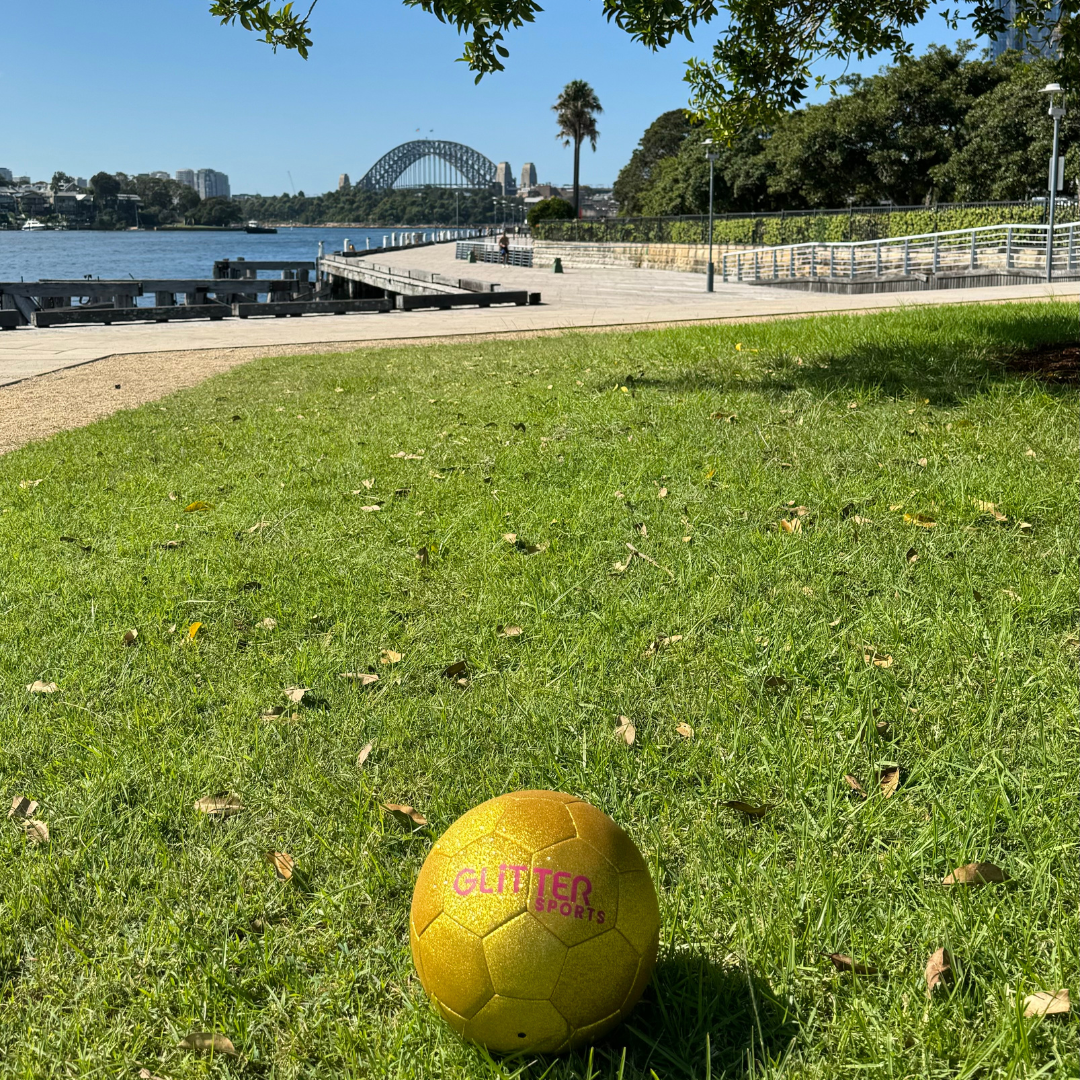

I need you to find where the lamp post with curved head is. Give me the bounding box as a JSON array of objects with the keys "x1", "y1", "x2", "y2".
[
  {"x1": 1041, "y1": 83, "x2": 1066, "y2": 282},
  {"x1": 703, "y1": 139, "x2": 717, "y2": 292}
]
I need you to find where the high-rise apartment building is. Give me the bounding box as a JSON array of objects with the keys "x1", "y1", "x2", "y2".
[
  {"x1": 0, "y1": 167, "x2": 12, "y2": 183},
  {"x1": 150, "y1": 171, "x2": 171, "y2": 180},
  {"x1": 175, "y1": 169, "x2": 196, "y2": 189},
  {"x1": 520, "y1": 162, "x2": 537, "y2": 190},
  {"x1": 196, "y1": 169, "x2": 231, "y2": 200},
  {"x1": 990, "y1": 0, "x2": 1062, "y2": 57},
  {"x1": 338, "y1": 173, "x2": 351, "y2": 190}
]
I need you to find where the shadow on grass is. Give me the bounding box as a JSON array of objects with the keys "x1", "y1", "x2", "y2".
[
  {"x1": 513, "y1": 954, "x2": 799, "y2": 1079},
  {"x1": 633, "y1": 308, "x2": 1077, "y2": 405}
]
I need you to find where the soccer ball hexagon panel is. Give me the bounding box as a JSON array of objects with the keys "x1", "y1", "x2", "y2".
[{"x1": 409, "y1": 791, "x2": 660, "y2": 1054}]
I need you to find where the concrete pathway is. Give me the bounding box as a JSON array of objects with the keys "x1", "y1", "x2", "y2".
[{"x1": 2, "y1": 240, "x2": 1075, "y2": 386}]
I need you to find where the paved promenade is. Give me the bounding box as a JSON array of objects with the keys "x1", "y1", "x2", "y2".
[{"x1": 2, "y1": 240, "x2": 1075, "y2": 386}]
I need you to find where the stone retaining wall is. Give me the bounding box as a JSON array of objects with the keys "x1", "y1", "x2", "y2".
[{"x1": 532, "y1": 240, "x2": 745, "y2": 274}]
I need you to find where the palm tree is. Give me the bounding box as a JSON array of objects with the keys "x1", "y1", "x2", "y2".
[{"x1": 553, "y1": 80, "x2": 603, "y2": 220}]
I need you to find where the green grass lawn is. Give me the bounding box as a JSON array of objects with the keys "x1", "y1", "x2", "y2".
[{"x1": 1, "y1": 301, "x2": 1076, "y2": 1079}]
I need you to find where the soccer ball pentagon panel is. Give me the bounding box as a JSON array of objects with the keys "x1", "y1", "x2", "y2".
[{"x1": 410, "y1": 790, "x2": 660, "y2": 1054}]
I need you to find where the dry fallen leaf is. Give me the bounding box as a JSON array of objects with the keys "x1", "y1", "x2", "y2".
[
  {"x1": 943, "y1": 861, "x2": 1009, "y2": 885},
  {"x1": 383, "y1": 802, "x2": 427, "y2": 828},
  {"x1": 22, "y1": 820, "x2": 49, "y2": 844},
  {"x1": 194, "y1": 792, "x2": 242, "y2": 819},
  {"x1": 906, "y1": 547, "x2": 919, "y2": 564},
  {"x1": 19, "y1": 478, "x2": 44, "y2": 489},
  {"x1": 416, "y1": 545, "x2": 430, "y2": 566},
  {"x1": 615, "y1": 716, "x2": 636, "y2": 746},
  {"x1": 183, "y1": 501, "x2": 213, "y2": 513},
  {"x1": 875, "y1": 720, "x2": 893, "y2": 740},
  {"x1": 497, "y1": 625, "x2": 523, "y2": 638},
  {"x1": 263, "y1": 851, "x2": 295, "y2": 881},
  {"x1": 904, "y1": 513, "x2": 936, "y2": 529},
  {"x1": 722, "y1": 801, "x2": 773, "y2": 819},
  {"x1": 626, "y1": 543, "x2": 674, "y2": 580},
  {"x1": 826, "y1": 953, "x2": 879, "y2": 975},
  {"x1": 779, "y1": 518, "x2": 803, "y2": 534},
  {"x1": 917, "y1": 457, "x2": 928, "y2": 468},
  {"x1": 380, "y1": 650, "x2": 403, "y2": 665},
  {"x1": 259, "y1": 706, "x2": 286, "y2": 721},
  {"x1": 852, "y1": 515, "x2": 872, "y2": 525},
  {"x1": 356, "y1": 741, "x2": 374, "y2": 767},
  {"x1": 361, "y1": 479, "x2": 375, "y2": 490},
  {"x1": 27, "y1": 680, "x2": 59, "y2": 694},
  {"x1": 847, "y1": 401, "x2": 858, "y2": 410},
  {"x1": 442, "y1": 660, "x2": 468, "y2": 679},
  {"x1": 9, "y1": 795, "x2": 39, "y2": 821},
  {"x1": 633, "y1": 522, "x2": 648, "y2": 537},
  {"x1": 1023, "y1": 989, "x2": 1070, "y2": 1018},
  {"x1": 258, "y1": 617, "x2": 277, "y2": 630},
  {"x1": 711, "y1": 411, "x2": 737, "y2": 422},
  {"x1": 339, "y1": 672, "x2": 379, "y2": 686},
  {"x1": 878, "y1": 766, "x2": 900, "y2": 798},
  {"x1": 864, "y1": 650, "x2": 894, "y2": 669},
  {"x1": 178, "y1": 1032, "x2": 237, "y2": 1055},
  {"x1": 392, "y1": 451, "x2": 424, "y2": 460},
  {"x1": 247, "y1": 520, "x2": 271, "y2": 533},
  {"x1": 925, "y1": 947, "x2": 954, "y2": 997},
  {"x1": 675, "y1": 722, "x2": 694, "y2": 739},
  {"x1": 359, "y1": 504, "x2": 381, "y2": 512},
  {"x1": 644, "y1": 633, "x2": 683, "y2": 656},
  {"x1": 138, "y1": 1069, "x2": 166, "y2": 1080},
  {"x1": 829, "y1": 616, "x2": 842, "y2": 627},
  {"x1": 1024, "y1": 448, "x2": 1036, "y2": 458},
  {"x1": 844, "y1": 774, "x2": 868, "y2": 798},
  {"x1": 284, "y1": 685, "x2": 310, "y2": 703},
  {"x1": 122, "y1": 629, "x2": 138, "y2": 647},
  {"x1": 658, "y1": 487, "x2": 668, "y2": 499},
  {"x1": 187, "y1": 622, "x2": 202, "y2": 640}
]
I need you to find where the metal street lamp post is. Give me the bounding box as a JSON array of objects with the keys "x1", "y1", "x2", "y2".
[
  {"x1": 1041, "y1": 83, "x2": 1066, "y2": 282},
  {"x1": 493, "y1": 197, "x2": 498, "y2": 231},
  {"x1": 703, "y1": 139, "x2": 717, "y2": 292}
]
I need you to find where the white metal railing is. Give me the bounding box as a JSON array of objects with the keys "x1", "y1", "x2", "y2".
[
  {"x1": 455, "y1": 241, "x2": 534, "y2": 267},
  {"x1": 721, "y1": 223, "x2": 1080, "y2": 284}
]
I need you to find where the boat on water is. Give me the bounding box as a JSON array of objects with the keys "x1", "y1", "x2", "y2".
[
  {"x1": 21, "y1": 219, "x2": 49, "y2": 231},
  {"x1": 245, "y1": 220, "x2": 277, "y2": 234}
]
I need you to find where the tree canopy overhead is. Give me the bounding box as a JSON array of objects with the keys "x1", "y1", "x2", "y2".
[{"x1": 208, "y1": 0, "x2": 1073, "y2": 135}]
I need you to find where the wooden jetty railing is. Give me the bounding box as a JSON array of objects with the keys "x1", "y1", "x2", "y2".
[{"x1": 1, "y1": 252, "x2": 541, "y2": 329}]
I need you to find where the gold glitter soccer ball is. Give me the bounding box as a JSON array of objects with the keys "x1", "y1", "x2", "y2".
[{"x1": 409, "y1": 790, "x2": 660, "y2": 1054}]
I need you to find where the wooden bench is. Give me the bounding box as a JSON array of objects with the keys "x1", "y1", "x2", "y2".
[
  {"x1": 395, "y1": 291, "x2": 531, "y2": 311},
  {"x1": 31, "y1": 305, "x2": 230, "y2": 328},
  {"x1": 232, "y1": 298, "x2": 390, "y2": 318}
]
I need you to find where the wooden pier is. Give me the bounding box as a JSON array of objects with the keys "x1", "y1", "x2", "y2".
[{"x1": 1, "y1": 250, "x2": 540, "y2": 329}]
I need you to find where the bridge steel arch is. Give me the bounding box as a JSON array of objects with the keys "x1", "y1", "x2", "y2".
[{"x1": 357, "y1": 140, "x2": 497, "y2": 190}]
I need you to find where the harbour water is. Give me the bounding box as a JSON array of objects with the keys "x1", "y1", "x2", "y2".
[{"x1": 0, "y1": 226, "x2": 466, "y2": 282}]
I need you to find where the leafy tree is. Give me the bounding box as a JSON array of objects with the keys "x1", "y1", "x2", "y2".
[
  {"x1": 934, "y1": 55, "x2": 1080, "y2": 200},
  {"x1": 527, "y1": 197, "x2": 575, "y2": 226},
  {"x1": 612, "y1": 110, "x2": 692, "y2": 215},
  {"x1": 50, "y1": 171, "x2": 74, "y2": 192},
  {"x1": 89, "y1": 172, "x2": 120, "y2": 204},
  {"x1": 618, "y1": 46, "x2": 1062, "y2": 215},
  {"x1": 553, "y1": 80, "x2": 603, "y2": 218},
  {"x1": 192, "y1": 196, "x2": 244, "y2": 226},
  {"x1": 206, "y1": 1, "x2": 1073, "y2": 136}
]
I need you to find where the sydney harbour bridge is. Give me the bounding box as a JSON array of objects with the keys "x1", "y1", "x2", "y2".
[{"x1": 356, "y1": 140, "x2": 501, "y2": 191}]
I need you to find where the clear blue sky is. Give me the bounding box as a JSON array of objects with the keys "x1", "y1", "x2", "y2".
[{"x1": 3, "y1": 1, "x2": 981, "y2": 195}]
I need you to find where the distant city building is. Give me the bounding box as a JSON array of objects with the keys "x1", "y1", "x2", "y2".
[
  {"x1": 520, "y1": 162, "x2": 537, "y2": 189},
  {"x1": 0, "y1": 167, "x2": 12, "y2": 183},
  {"x1": 338, "y1": 173, "x2": 351, "y2": 191},
  {"x1": 150, "y1": 170, "x2": 171, "y2": 180},
  {"x1": 75, "y1": 177, "x2": 88, "y2": 189},
  {"x1": 196, "y1": 169, "x2": 231, "y2": 200},
  {"x1": 175, "y1": 169, "x2": 196, "y2": 189},
  {"x1": 989, "y1": 0, "x2": 1062, "y2": 57},
  {"x1": 494, "y1": 161, "x2": 516, "y2": 196},
  {"x1": 13, "y1": 176, "x2": 30, "y2": 185}
]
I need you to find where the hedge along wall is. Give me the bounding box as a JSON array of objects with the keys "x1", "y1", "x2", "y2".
[{"x1": 535, "y1": 204, "x2": 1078, "y2": 246}]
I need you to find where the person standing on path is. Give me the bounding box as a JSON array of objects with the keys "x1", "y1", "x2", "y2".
[{"x1": 498, "y1": 232, "x2": 510, "y2": 264}]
